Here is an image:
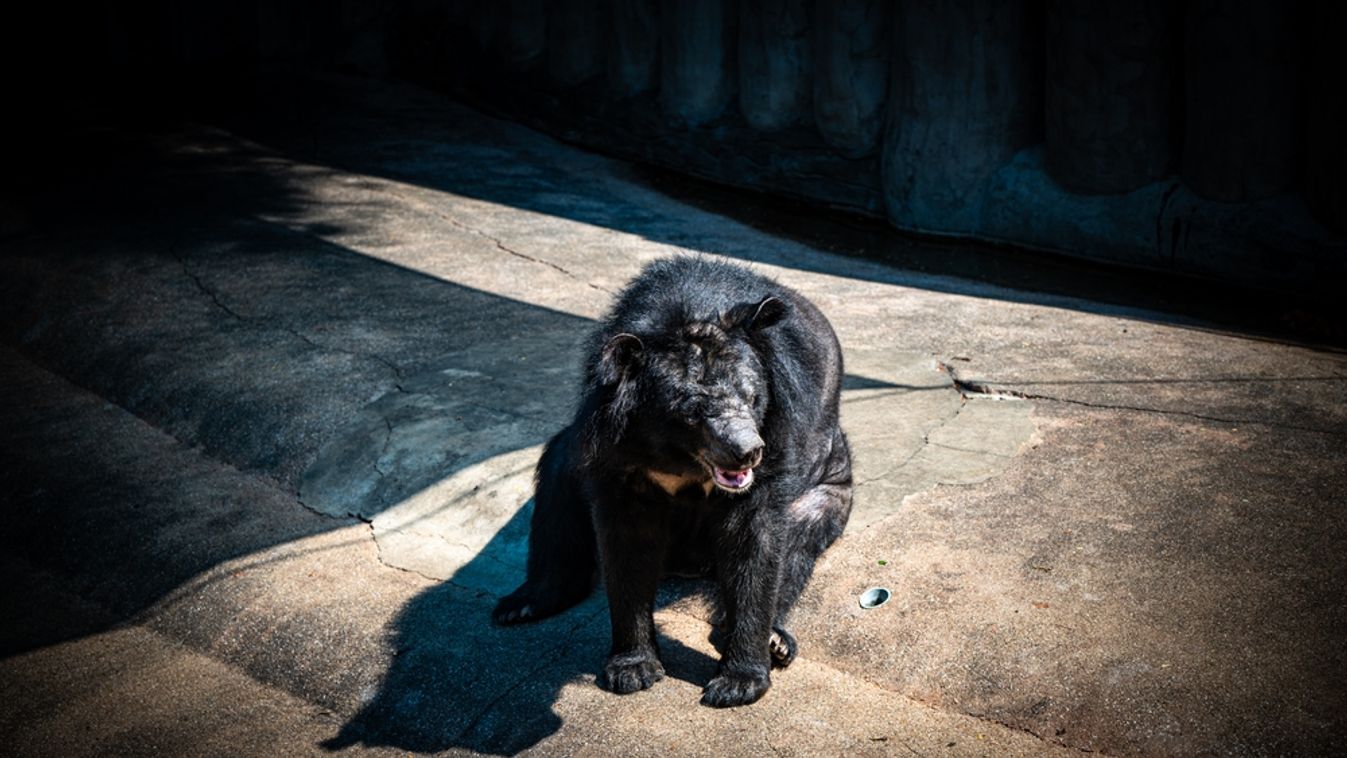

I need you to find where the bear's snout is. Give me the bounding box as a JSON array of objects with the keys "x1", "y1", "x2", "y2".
[{"x1": 705, "y1": 416, "x2": 764, "y2": 471}]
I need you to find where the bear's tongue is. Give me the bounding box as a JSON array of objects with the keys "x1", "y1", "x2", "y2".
[{"x1": 713, "y1": 467, "x2": 753, "y2": 490}]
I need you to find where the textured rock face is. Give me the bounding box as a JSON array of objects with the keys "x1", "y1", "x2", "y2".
[
  {"x1": 1182, "y1": 0, "x2": 1298, "y2": 203},
  {"x1": 1044, "y1": 1, "x2": 1177, "y2": 195},
  {"x1": 811, "y1": 0, "x2": 888, "y2": 158},
  {"x1": 1305, "y1": 4, "x2": 1347, "y2": 234},
  {"x1": 494, "y1": 0, "x2": 546, "y2": 72},
  {"x1": 605, "y1": 0, "x2": 659, "y2": 98},
  {"x1": 882, "y1": 0, "x2": 1042, "y2": 232},
  {"x1": 545, "y1": 0, "x2": 601, "y2": 87},
  {"x1": 659, "y1": 0, "x2": 736, "y2": 126},
  {"x1": 737, "y1": 0, "x2": 812, "y2": 131}
]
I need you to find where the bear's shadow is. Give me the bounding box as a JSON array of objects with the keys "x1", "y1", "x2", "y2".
[{"x1": 322, "y1": 504, "x2": 723, "y2": 755}]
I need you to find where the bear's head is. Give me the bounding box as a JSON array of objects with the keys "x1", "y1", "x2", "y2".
[{"x1": 593, "y1": 296, "x2": 787, "y2": 494}]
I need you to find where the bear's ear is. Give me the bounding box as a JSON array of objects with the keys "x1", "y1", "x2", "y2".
[
  {"x1": 725, "y1": 296, "x2": 788, "y2": 332},
  {"x1": 597, "y1": 333, "x2": 643, "y2": 385}
]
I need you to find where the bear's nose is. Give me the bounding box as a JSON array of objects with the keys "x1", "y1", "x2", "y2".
[
  {"x1": 731, "y1": 436, "x2": 764, "y2": 470},
  {"x1": 710, "y1": 417, "x2": 765, "y2": 470}
]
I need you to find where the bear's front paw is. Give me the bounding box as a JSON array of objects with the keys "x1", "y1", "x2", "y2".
[
  {"x1": 700, "y1": 668, "x2": 770, "y2": 707},
  {"x1": 492, "y1": 586, "x2": 550, "y2": 625},
  {"x1": 602, "y1": 652, "x2": 665, "y2": 694}
]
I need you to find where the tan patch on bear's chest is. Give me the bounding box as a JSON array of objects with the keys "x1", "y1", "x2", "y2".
[{"x1": 645, "y1": 469, "x2": 714, "y2": 497}]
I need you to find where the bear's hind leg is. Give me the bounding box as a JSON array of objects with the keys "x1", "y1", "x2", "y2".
[
  {"x1": 770, "y1": 474, "x2": 852, "y2": 661},
  {"x1": 492, "y1": 425, "x2": 596, "y2": 625}
]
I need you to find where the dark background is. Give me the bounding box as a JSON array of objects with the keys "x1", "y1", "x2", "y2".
[{"x1": 7, "y1": 1, "x2": 1345, "y2": 302}]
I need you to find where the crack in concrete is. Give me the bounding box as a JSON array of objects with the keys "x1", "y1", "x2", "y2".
[
  {"x1": 940, "y1": 362, "x2": 1347, "y2": 437},
  {"x1": 177, "y1": 251, "x2": 246, "y2": 322},
  {"x1": 854, "y1": 397, "x2": 966, "y2": 487},
  {"x1": 173, "y1": 244, "x2": 407, "y2": 393},
  {"x1": 251, "y1": 170, "x2": 612, "y2": 297},
  {"x1": 360, "y1": 520, "x2": 493, "y2": 590},
  {"x1": 761, "y1": 723, "x2": 787, "y2": 757},
  {"x1": 372, "y1": 522, "x2": 522, "y2": 573},
  {"x1": 9, "y1": 333, "x2": 361, "y2": 531},
  {"x1": 166, "y1": 244, "x2": 419, "y2": 525},
  {"x1": 435, "y1": 211, "x2": 613, "y2": 295},
  {"x1": 895, "y1": 737, "x2": 925, "y2": 756},
  {"x1": 927, "y1": 440, "x2": 1014, "y2": 459},
  {"x1": 285, "y1": 328, "x2": 407, "y2": 391},
  {"x1": 358, "y1": 525, "x2": 447, "y2": 584},
  {"x1": 366, "y1": 416, "x2": 396, "y2": 516},
  {"x1": 960, "y1": 709, "x2": 1102, "y2": 755}
]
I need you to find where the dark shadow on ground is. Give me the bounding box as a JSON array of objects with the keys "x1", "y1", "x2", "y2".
[
  {"x1": 0, "y1": 107, "x2": 902, "y2": 753},
  {"x1": 320, "y1": 508, "x2": 723, "y2": 753}
]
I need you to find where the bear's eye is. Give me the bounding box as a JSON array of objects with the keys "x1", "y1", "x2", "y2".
[
  {"x1": 745, "y1": 387, "x2": 761, "y2": 408},
  {"x1": 676, "y1": 396, "x2": 703, "y2": 425}
]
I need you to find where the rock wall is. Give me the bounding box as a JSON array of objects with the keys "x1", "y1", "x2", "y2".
[
  {"x1": 21, "y1": 1, "x2": 1342, "y2": 290},
  {"x1": 387, "y1": 0, "x2": 1344, "y2": 291}
]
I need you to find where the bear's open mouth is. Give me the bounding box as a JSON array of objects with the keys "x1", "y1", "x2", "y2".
[{"x1": 711, "y1": 466, "x2": 754, "y2": 492}]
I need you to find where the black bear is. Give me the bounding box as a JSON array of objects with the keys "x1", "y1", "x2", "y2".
[{"x1": 493, "y1": 256, "x2": 852, "y2": 707}]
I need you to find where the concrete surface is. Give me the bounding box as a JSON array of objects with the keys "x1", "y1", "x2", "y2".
[{"x1": 1, "y1": 72, "x2": 1345, "y2": 756}]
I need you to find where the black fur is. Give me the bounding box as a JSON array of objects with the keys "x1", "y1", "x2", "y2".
[{"x1": 493, "y1": 257, "x2": 852, "y2": 708}]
